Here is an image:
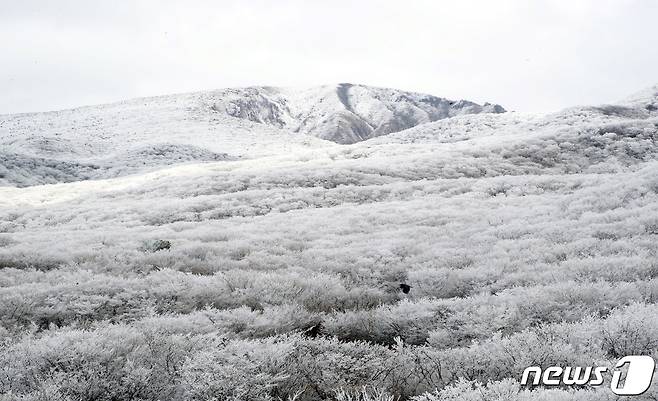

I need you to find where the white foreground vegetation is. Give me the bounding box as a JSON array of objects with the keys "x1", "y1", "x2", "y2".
[{"x1": 1, "y1": 84, "x2": 658, "y2": 400}]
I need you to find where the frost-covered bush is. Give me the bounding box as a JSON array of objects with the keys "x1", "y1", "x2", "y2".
[
  {"x1": 182, "y1": 336, "x2": 294, "y2": 401},
  {"x1": 598, "y1": 303, "x2": 658, "y2": 357},
  {"x1": 0, "y1": 325, "x2": 203, "y2": 400},
  {"x1": 334, "y1": 387, "x2": 398, "y2": 401}
]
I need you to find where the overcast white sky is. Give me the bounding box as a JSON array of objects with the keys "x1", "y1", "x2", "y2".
[{"x1": 2, "y1": 0, "x2": 657, "y2": 114}]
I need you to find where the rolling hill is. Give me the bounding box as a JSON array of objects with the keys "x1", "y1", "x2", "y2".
[{"x1": 0, "y1": 84, "x2": 504, "y2": 187}]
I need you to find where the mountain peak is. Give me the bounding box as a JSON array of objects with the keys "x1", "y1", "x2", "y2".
[{"x1": 208, "y1": 84, "x2": 505, "y2": 144}]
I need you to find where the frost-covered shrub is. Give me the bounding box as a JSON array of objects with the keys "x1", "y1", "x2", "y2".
[
  {"x1": 598, "y1": 303, "x2": 658, "y2": 358},
  {"x1": 0, "y1": 325, "x2": 202, "y2": 401},
  {"x1": 182, "y1": 336, "x2": 294, "y2": 401},
  {"x1": 324, "y1": 299, "x2": 447, "y2": 345},
  {"x1": 334, "y1": 387, "x2": 398, "y2": 401},
  {"x1": 435, "y1": 330, "x2": 585, "y2": 384}
]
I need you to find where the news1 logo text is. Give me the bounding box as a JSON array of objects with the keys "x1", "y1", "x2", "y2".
[{"x1": 521, "y1": 355, "x2": 656, "y2": 396}]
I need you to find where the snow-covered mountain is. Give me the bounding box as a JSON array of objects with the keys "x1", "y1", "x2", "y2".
[
  {"x1": 0, "y1": 84, "x2": 504, "y2": 186},
  {"x1": 208, "y1": 83, "x2": 505, "y2": 144}
]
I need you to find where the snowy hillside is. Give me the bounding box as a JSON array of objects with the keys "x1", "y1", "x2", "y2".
[
  {"x1": 0, "y1": 90, "x2": 326, "y2": 187},
  {"x1": 0, "y1": 84, "x2": 503, "y2": 187},
  {"x1": 1, "y1": 84, "x2": 658, "y2": 400}
]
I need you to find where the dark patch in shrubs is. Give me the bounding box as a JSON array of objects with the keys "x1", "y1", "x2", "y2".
[
  {"x1": 592, "y1": 105, "x2": 646, "y2": 119},
  {"x1": 399, "y1": 283, "x2": 411, "y2": 294},
  {"x1": 645, "y1": 224, "x2": 658, "y2": 235},
  {"x1": 0, "y1": 235, "x2": 17, "y2": 247},
  {"x1": 302, "y1": 322, "x2": 323, "y2": 338},
  {"x1": 0, "y1": 256, "x2": 63, "y2": 271},
  {"x1": 593, "y1": 231, "x2": 618, "y2": 240},
  {"x1": 142, "y1": 239, "x2": 172, "y2": 252}
]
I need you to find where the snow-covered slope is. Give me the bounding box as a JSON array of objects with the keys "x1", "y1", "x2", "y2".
[
  {"x1": 621, "y1": 83, "x2": 658, "y2": 110},
  {"x1": 0, "y1": 91, "x2": 328, "y2": 187},
  {"x1": 0, "y1": 84, "x2": 504, "y2": 187}
]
